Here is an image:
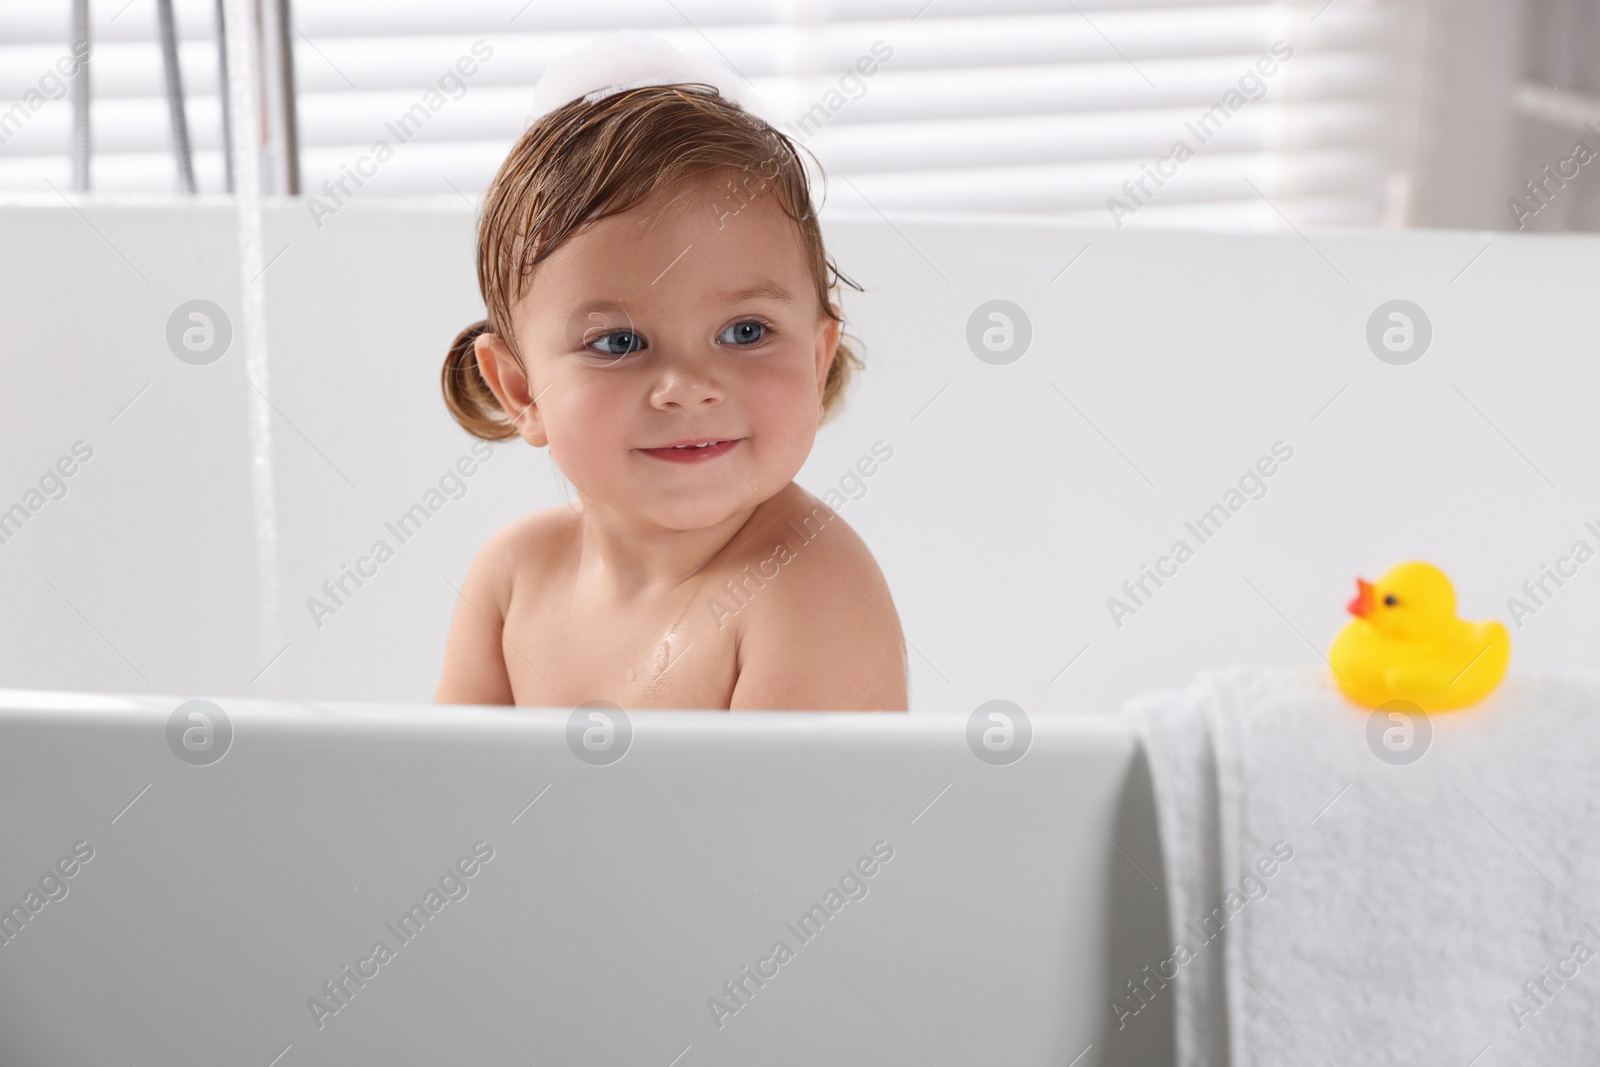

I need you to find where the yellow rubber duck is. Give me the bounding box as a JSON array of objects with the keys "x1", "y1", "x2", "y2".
[{"x1": 1329, "y1": 560, "x2": 1510, "y2": 712}]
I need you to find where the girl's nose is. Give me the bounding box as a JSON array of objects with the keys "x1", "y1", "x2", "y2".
[{"x1": 649, "y1": 347, "x2": 725, "y2": 409}]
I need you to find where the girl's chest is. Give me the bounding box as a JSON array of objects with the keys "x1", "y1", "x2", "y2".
[{"x1": 499, "y1": 580, "x2": 742, "y2": 710}]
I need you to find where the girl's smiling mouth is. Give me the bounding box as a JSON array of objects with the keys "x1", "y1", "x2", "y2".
[{"x1": 636, "y1": 437, "x2": 745, "y2": 463}]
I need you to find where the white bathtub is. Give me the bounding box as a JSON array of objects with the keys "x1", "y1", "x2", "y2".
[
  {"x1": 3, "y1": 197, "x2": 1597, "y2": 1064},
  {"x1": 0, "y1": 689, "x2": 1171, "y2": 1065}
]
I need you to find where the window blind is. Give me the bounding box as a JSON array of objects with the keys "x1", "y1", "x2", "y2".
[{"x1": 0, "y1": 0, "x2": 1407, "y2": 230}]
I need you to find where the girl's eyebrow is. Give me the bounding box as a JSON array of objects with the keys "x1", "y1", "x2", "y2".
[
  {"x1": 567, "y1": 281, "x2": 794, "y2": 319},
  {"x1": 714, "y1": 281, "x2": 795, "y2": 304}
]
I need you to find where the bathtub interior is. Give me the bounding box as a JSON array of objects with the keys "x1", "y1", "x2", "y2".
[{"x1": 0, "y1": 199, "x2": 1595, "y2": 714}]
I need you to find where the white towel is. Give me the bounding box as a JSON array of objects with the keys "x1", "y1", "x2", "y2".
[{"x1": 1126, "y1": 664, "x2": 1600, "y2": 1067}]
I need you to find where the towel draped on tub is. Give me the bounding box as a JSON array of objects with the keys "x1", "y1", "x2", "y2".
[{"x1": 1124, "y1": 664, "x2": 1600, "y2": 1067}]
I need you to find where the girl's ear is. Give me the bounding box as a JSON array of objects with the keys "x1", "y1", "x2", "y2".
[
  {"x1": 815, "y1": 300, "x2": 843, "y2": 403},
  {"x1": 474, "y1": 332, "x2": 548, "y2": 447}
]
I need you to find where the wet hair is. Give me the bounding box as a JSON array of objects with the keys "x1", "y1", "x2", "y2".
[{"x1": 442, "y1": 82, "x2": 864, "y2": 441}]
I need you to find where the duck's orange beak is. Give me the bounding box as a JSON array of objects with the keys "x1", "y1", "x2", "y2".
[{"x1": 1346, "y1": 577, "x2": 1374, "y2": 618}]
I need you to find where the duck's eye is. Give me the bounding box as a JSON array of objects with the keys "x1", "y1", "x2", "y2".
[{"x1": 1383, "y1": 594, "x2": 1398, "y2": 607}]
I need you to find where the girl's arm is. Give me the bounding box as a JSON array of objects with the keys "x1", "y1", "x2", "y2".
[{"x1": 435, "y1": 534, "x2": 516, "y2": 706}]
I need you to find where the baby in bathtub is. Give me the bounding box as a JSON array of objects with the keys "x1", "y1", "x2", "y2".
[{"x1": 432, "y1": 76, "x2": 907, "y2": 712}]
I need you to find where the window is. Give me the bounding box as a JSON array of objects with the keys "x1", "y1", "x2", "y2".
[{"x1": 13, "y1": 1, "x2": 1565, "y2": 233}]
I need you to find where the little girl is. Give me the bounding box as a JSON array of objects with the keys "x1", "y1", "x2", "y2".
[{"x1": 433, "y1": 39, "x2": 908, "y2": 712}]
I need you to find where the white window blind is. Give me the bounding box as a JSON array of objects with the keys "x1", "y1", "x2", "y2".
[{"x1": 0, "y1": 0, "x2": 1407, "y2": 230}]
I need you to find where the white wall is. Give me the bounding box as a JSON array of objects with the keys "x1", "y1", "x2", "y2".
[{"x1": 1, "y1": 196, "x2": 1596, "y2": 714}]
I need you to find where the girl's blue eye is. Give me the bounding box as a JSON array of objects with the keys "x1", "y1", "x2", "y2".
[
  {"x1": 719, "y1": 319, "x2": 770, "y2": 346},
  {"x1": 585, "y1": 319, "x2": 773, "y2": 357},
  {"x1": 588, "y1": 331, "x2": 642, "y2": 357}
]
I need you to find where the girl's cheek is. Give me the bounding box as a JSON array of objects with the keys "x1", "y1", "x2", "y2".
[
  {"x1": 741, "y1": 384, "x2": 804, "y2": 434},
  {"x1": 746, "y1": 350, "x2": 816, "y2": 406}
]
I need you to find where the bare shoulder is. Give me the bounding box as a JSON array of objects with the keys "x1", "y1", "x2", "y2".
[
  {"x1": 484, "y1": 502, "x2": 580, "y2": 551},
  {"x1": 449, "y1": 505, "x2": 577, "y2": 633},
  {"x1": 436, "y1": 503, "x2": 577, "y2": 705},
  {"x1": 726, "y1": 484, "x2": 908, "y2": 711},
  {"x1": 474, "y1": 505, "x2": 579, "y2": 585}
]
